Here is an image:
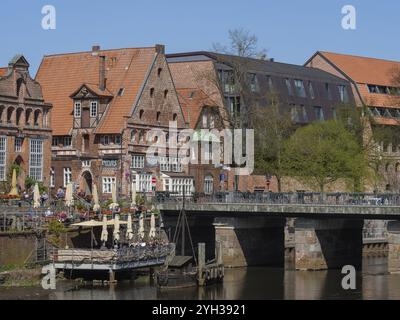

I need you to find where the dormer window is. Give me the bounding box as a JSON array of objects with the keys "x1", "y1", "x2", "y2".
[
  {"x1": 117, "y1": 88, "x2": 125, "y2": 96},
  {"x1": 90, "y1": 101, "x2": 98, "y2": 117},
  {"x1": 74, "y1": 101, "x2": 81, "y2": 117}
]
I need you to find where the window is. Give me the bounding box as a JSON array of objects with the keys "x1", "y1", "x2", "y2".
[
  {"x1": 157, "y1": 68, "x2": 162, "y2": 77},
  {"x1": 204, "y1": 175, "x2": 214, "y2": 195},
  {"x1": 266, "y1": 75, "x2": 273, "y2": 90},
  {"x1": 338, "y1": 85, "x2": 349, "y2": 103},
  {"x1": 117, "y1": 88, "x2": 125, "y2": 96},
  {"x1": 63, "y1": 168, "x2": 72, "y2": 187},
  {"x1": 332, "y1": 108, "x2": 337, "y2": 119},
  {"x1": 301, "y1": 105, "x2": 308, "y2": 122},
  {"x1": 50, "y1": 168, "x2": 55, "y2": 188},
  {"x1": 15, "y1": 137, "x2": 23, "y2": 153},
  {"x1": 63, "y1": 136, "x2": 72, "y2": 147},
  {"x1": 164, "y1": 90, "x2": 169, "y2": 99},
  {"x1": 314, "y1": 106, "x2": 324, "y2": 121},
  {"x1": 219, "y1": 70, "x2": 235, "y2": 94},
  {"x1": 74, "y1": 102, "x2": 81, "y2": 118},
  {"x1": 137, "y1": 173, "x2": 152, "y2": 193},
  {"x1": 82, "y1": 160, "x2": 91, "y2": 168},
  {"x1": 173, "y1": 113, "x2": 177, "y2": 121},
  {"x1": 285, "y1": 79, "x2": 293, "y2": 96},
  {"x1": 248, "y1": 73, "x2": 259, "y2": 92},
  {"x1": 102, "y1": 159, "x2": 118, "y2": 167},
  {"x1": 132, "y1": 155, "x2": 145, "y2": 169},
  {"x1": 150, "y1": 88, "x2": 154, "y2": 98},
  {"x1": 170, "y1": 157, "x2": 183, "y2": 173},
  {"x1": 139, "y1": 110, "x2": 144, "y2": 120},
  {"x1": 130, "y1": 130, "x2": 136, "y2": 142},
  {"x1": 29, "y1": 139, "x2": 43, "y2": 182},
  {"x1": 115, "y1": 135, "x2": 122, "y2": 145},
  {"x1": 308, "y1": 82, "x2": 315, "y2": 99},
  {"x1": 294, "y1": 80, "x2": 306, "y2": 98},
  {"x1": 0, "y1": 137, "x2": 6, "y2": 181},
  {"x1": 156, "y1": 112, "x2": 161, "y2": 122},
  {"x1": 159, "y1": 156, "x2": 170, "y2": 172},
  {"x1": 100, "y1": 135, "x2": 110, "y2": 145},
  {"x1": 290, "y1": 105, "x2": 300, "y2": 122},
  {"x1": 102, "y1": 177, "x2": 116, "y2": 194},
  {"x1": 325, "y1": 83, "x2": 332, "y2": 100},
  {"x1": 171, "y1": 178, "x2": 194, "y2": 196},
  {"x1": 227, "y1": 97, "x2": 241, "y2": 115},
  {"x1": 52, "y1": 137, "x2": 59, "y2": 147},
  {"x1": 90, "y1": 101, "x2": 98, "y2": 117}
]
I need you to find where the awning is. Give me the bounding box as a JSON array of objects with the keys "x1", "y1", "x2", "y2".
[{"x1": 72, "y1": 220, "x2": 128, "y2": 228}]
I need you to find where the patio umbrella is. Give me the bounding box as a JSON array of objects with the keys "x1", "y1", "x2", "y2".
[
  {"x1": 33, "y1": 183, "x2": 41, "y2": 209},
  {"x1": 100, "y1": 215, "x2": 108, "y2": 244},
  {"x1": 9, "y1": 168, "x2": 19, "y2": 196},
  {"x1": 149, "y1": 212, "x2": 156, "y2": 239},
  {"x1": 65, "y1": 183, "x2": 74, "y2": 208},
  {"x1": 131, "y1": 181, "x2": 136, "y2": 208},
  {"x1": 92, "y1": 184, "x2": 101, "y2": 212},
  {"x1": 113, "y1": 214, "x2": 120, "y2": 242},
  {"x1": 126, "y1": 214, "x2": 134, "y2": 240},
  {"x1": 109, "y1": 181, "x2": 119, "y2": 211},
  {"x1": 138, "y1": 212, "x2": 145, "y2": 239}
]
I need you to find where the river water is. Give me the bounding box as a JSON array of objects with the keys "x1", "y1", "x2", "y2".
[{"x1": 39, "y1": 257, "x2": 399, "y2": 300}]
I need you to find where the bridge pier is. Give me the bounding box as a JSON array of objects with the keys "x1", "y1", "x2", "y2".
[
  {"x1": 387, "y1": 221, "x2": 400, "y2": 274},
  {"x1": 294, "y1": 218, "x2": 363, "y2": 271},
  {"x1": 214, "y1": 217, "x2": 285, "y2": 268}
]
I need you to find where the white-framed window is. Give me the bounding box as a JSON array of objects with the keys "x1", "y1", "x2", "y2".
[
  {"x1": 171, "y1": 157, "x2": 183, "y2": 173},
  {"x1": 136, "y1": 173, "x2": 152, "y2": 193},
  {"x1": 308, "y1": 81, "x2": 315, "y2": 99},
  {"x1": 102, "y1": 159, "x2": 118, "y2": 167},
  {"x1": 102, "y1": 177, "x2": 116, "y2": 194},
  {"x1": 0, "y1": 137, "x2": 7, "y2": 181},
  {"x1": 204, "y1": 175, "x2": 214, "y2": 195},
  {"x1": 338, "y1": 85, "x2": 349, "y2": 103},
  {"x1": 90, "y1": 101, "x2": 98, "y2": 117},
  {"x1": 29, "y1": 139, "x2": 43, "y2": 182},
  {"x1": 132, "y1": 155, "x2": 145, "y2": 169},
  {"x1": 52, "y1": 137, "x2": 59, "y2": 147},
  {"x1": 74, "y1": 101, "x2": 81, "y2": 118},
  {"x1": 285, "y1": 79, "x2": 293, "y2": 96},
  {"x1": 159, "y1": 156, "x2": 170, "y2": 172},
  {"x1": 15, "y1": 137, "x2": 23, "y2": 153},
  {"x1": 64, "y1": 136, "x2": 72, "y2": 147},
  {"x1": 63, "y1": 167, "x2": 72, "y2": 187},
  {"x1": 82, "y1": 160, "x2": 91, "y2": 168},
  {"x1": 171, "y1": 178, "x2": 194, "y2": 196},
  {"x1": 294, "y1": 79, "x2": 306, "y2": 97},
  {"x1": 50, "y1": 168, "x2": 55, "y2": 188},
  {"x1": 100, "y1": 135, "x2": 110, "y2": 145}
]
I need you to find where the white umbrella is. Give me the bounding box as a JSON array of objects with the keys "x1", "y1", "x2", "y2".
[
  {"x1": 33, "y1": 183, "x2": 41, "y2": 209},
  {"x1": 138, "y1": 213, "x2": 145, "y2": 239},
  {"x1": 131, "y1": 181, "x2": 136, "y2": 208},
  {"x1": 92, "y1": 184, "x2": 101, "y2": 212},
  {"x1": 149, "y1": 212, "x2": 156, "y2": 239},
  {"x1": 109, "y1": 181, "x2": 119, "y2": 210},
  {"x1": 126, "y1": 214, "x2": 134, "y2": 240},
  {"x1": 9, "y1": 168, "x2": 19, "y2": 196},
  {"x1": 101, "y1": 215, "x2": 108, "y2": 243},
  {"x1": 65, "y1": 183, "x2": 74, "y2": 207},
  {"x1": 113, "y1": 214, "x2": 120, "y2": 242}
]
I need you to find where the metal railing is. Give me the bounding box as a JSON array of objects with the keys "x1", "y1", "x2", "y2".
[{"x1": 155, "y1": 191, "x2": 400, "y2": 207}]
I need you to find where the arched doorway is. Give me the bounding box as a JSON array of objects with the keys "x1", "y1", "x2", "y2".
[{"x1": 80, "y1": 171, "x2": 93, "y2": 196}]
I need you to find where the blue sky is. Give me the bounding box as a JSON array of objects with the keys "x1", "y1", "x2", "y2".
[{"x1": 1, "y1": 0, "x2": 399, "y2": 75}]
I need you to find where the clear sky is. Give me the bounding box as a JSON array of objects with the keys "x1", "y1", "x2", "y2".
[{"x1": 1, "y1": 0, "x2": 399, "y2": 75}]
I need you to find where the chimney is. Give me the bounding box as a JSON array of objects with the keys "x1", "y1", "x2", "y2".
[
  {"x1": 155, "y1": 44, "x2": 165, "y2": 54},
  {"x1": 99, "y1": 55, "x2": 106, "y2": 91}
]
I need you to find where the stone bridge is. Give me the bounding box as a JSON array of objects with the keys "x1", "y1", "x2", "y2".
[{"x1": 158, "y1": 196, "x2": 400, "y2": 273}]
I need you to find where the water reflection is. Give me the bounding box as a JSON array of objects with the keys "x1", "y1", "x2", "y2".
[{"x1": 48, "y1": 258, "x2": 400, "y2": 300}]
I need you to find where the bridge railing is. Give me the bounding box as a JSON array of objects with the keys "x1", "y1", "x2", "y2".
[{"x1": 155, "y1": 192, "x2": 400, "y2": 207}]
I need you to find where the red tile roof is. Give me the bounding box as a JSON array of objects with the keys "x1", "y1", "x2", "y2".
[
  {"x1": 176, "y1": 88, "x2": 217, "y2": 129},
  {"x1": 36, "y1": 47, "x2": 157, "y2": 135},
  {"x1": 0, "y1": 68, "x2": 7, "y2": 77},
  {"x1": 320, "y1": 51, "x2": 400, "y2": 86}
]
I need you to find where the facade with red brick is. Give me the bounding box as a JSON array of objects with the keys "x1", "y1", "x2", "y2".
[
  {"x1": 36, "y1": 45, "x2": 193, "y2": 198},
  {"x1": 0, "y1": 55, "x2": 52, "y2": 191}
]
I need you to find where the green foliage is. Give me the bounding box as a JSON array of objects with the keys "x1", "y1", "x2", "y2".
[
  {"x1": 24, "y1": 176, "x2": 47, "y2": 193},
  {"x1": 283, "y1": 120, "x2": 369, "y2": 192},
  {"x1": 47, "y1": 219, "x2": 67, "y2": 247}
]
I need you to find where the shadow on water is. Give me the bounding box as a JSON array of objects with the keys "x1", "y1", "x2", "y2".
[{"x1": 44, "y1": 257, "x2": 400, "y2": 300}]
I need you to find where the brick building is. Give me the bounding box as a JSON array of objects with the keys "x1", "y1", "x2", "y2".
[
  {"x1": 305, "y1": 52, "x2": 400, "y2": 191},
  {"x1": 0, "y1": 55, "x2": 52, "y2": 190},
  {"x1": 168, "y1": 51, "x2": 355, "y2": 192},
  {"x1": 36, "y1": 45, "x2": 193, "y2": 198}
]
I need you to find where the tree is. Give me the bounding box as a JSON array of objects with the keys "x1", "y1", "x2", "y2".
[
  {"x1": 283, "y1": 120, "x2": 369, "y2": 192},
  {"x1": 253, "y1": 91, "x2": 296, "y2": 191}
]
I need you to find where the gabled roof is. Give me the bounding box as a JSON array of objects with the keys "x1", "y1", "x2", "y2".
[
  {"x1": 314, "y1": 51, "x2": 400, "y2": 86},
  {"x1": 176, "y1": 88, "x2": 217, "y2": 129},
  {"x1": 36, "y1": 47, "x2": 157, "y2": 135},
  {"x1": 70, "y1": 83, "x2": 114, "y2": 98},
  {"x1": 0, "y1": 68, "x2": 7, "y2": 77}
]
